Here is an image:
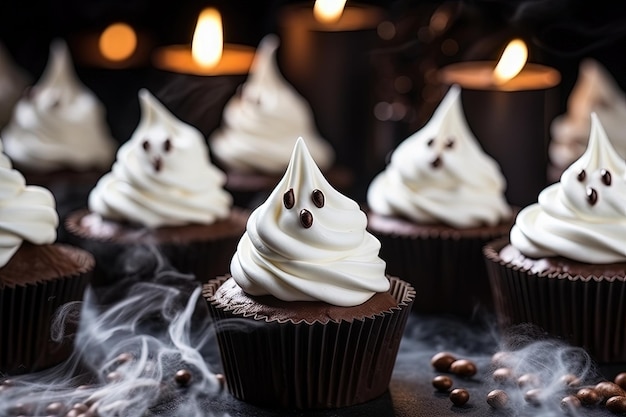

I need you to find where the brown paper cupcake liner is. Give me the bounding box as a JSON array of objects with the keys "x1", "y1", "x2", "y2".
[
  {"x1": 0, "y1": 269, "x2": 91, "y2": 375},
  {"x1": 484, "y1": 237, "x2": 626, "y2": 363},
  {"x1": 64, "y1": 209, "x2": 247, "y2": 285},
  {"x1": 373, "y1": 230, "x2": 505, "y2": 316},
  {"x1": 204, "y1": 276, "x2": 415, "y2": 409}
]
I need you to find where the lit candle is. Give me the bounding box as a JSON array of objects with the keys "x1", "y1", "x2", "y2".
[
  {"x1": 151, "y1": 8, "x2": 255, "y2": 137},
  {"x1": 439, "y1": 39, "x2": 561, "y2": 207},
  {"x1": 69, "y1": 22, "x2": 154, "y2": 69},
  {"x1": 152, "y1": 8, "x2": 254, "y2": 76},
  {"x1": 278, "y1": 1, "x2": 385, "y2": 198}
]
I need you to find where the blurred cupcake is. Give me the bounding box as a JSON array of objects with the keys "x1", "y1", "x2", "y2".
[
  {"x1": 549, "y1": 59, "x2": 626, "y2": 182},
  {"x1": 485, "y1": 113, "x2": 626, "y2": 363},
  {"x1": 0, "y1": 39, "x2": 117, "y2": 225},
  {"x1": 209, "y1": 35, "x2": 351, "y2": 208},
  {"x1": 204, "y1": 138, "x2": 414, "y2": 409},
  {"x1": 64, "y1": 89, "x2": 247, "y2": 285},
  {"x1": 0, "y1": 141, "x2": 94, "y2": 375},
  {"x1": 366, "y1": 85, "x2": 514, "y2": 316},
  {"x1": 0, "y1": 42, "x2": 30, "y2": 129}
]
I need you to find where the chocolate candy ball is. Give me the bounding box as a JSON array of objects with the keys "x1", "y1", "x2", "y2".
[
  {"x1": 493, "y1": 367, "x2": 514, "y2": 384},
  {"x1": 596, "y1": 381, "x2": 626, "y2": 399},
  {"x1": 560, "y1": 374, "x2": 581, "y2": 388},
  {"x1": 449, "y1": 388, "x2": 470, "y2": 406},
  {"x1": 432, "y1": 375, "x2": 453, "y2": 392},
  {"x1": 517, "y1": 373, "x2": 540, "y2": 389},
  {"x1": 560, "y1": 395, "x2": 581, "y2": 412},
  {"x1": 486, "y1": 389, "x2": 509, "y2": 409},
  {"x1": 450, "y1": 359, "x2": 477, "y2": 378},
  {"x1": 175, "y1": 369, "x2": 192, "y2": 386},
  {"x1": 606, "y1": 396, "x2": 626, "y2": 414},
  {"x1": 615, "y1": 373, "x2": 626, "y2": 391},
  {"x1": 431, "y1": 352, "x2": 457, "y2": 372},
  {"x1": 524, "y1": 388, "x2": 543, "y2": 406},
  {"x1": 576, "y1": 387, "x2": 601, "y2": 406}
]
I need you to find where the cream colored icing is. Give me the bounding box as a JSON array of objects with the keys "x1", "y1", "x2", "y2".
[
  {"x1": 367, "y1": 85, "x2": 511, "y2": 228},
  {"x1": 511, "y1": 113, "x2": 626, "y2": 263},
  {"x1": 549, "y1": 59, "x2": 626, "y2": 181},
  {"x1": 0, "y1": 42, "x2": 29, "y2": 128},
  {"x1": 0, "y1": 141, "x2": 58, "y2": 267},
  {"x1": 88, "y1": 89, "x2": 232, "y2": 228},
  {"x1": 1, "y1": 39, "x2": 116, "y2": 172},
  {"x1": 209, "y1": 34, "x2": 335, "y2": 174},
  {"x1": 230, "y1": 137, "x2": 388, "y2": 306}
]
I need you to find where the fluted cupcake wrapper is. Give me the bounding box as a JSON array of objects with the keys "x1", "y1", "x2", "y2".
[
  {"x1": 484, "y1": 237, "x2": 626, "y2": 364},
  {"x1": 373, "y1": 229, "x2": 506, "y2": 316},
  {"x1": 0, "y1": 268, "x2": 90, "y2": 375},
  {"x1": 204, "y1": 276, "x2": 415, "y2": 409}
]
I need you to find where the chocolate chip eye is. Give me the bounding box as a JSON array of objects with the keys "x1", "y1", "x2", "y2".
[
  {"x1": 300, "y1": 209, "x2": 313, "y2": 228},
  {"x1": 283, "y1": 188, "x2": 295, "y2": 209},
  {"x1": 577, "y1": 169, "x2": 586, "y2": 182},
  {"x1": 311, "y1": 189, "x2": 324, "y2": 208},
  {"x1": 163, "y1": 138, "x2": 172, "y2": 153},
  {"x1": 431, "y1": 156, "x2": 442, "y2": 168},
  {"x1": 601, "y1": 169, "x2": 612, "y2": 186},
  {"x1": 586, "y1": 187, "x2": 598, "y2": 206},
  {"x1": 445, "y1": 138, "x2": 454, "y2": 149},
  {"x1": 427, "y1": 138, "x2": 435, "y2": 147}
]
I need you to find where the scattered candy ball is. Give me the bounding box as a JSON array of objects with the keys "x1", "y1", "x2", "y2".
[
  {"x1": 606, "y1": 396, "x2": 626, "y2": 414},
  {"x1": 115, "y1": 352, "x2": 133, "y2": 364},
  {"x1": 560, "y1": 395, "x2": 581, "y2": 412},
  {"x1": 517, "y1": 373, "x2": 540, "y2": 389},
  {"x1": 45, "y1": 402, "x2": 66, "y2": 415},
  {"x1": 431, "y1": 352, "x2": 457, "y2": 372},
  {"x1": 491, "y1": 351, "x2": 512, "y2": 367},
  {"x1": 215, "y1": 373, "x2": 226, "y2": 388},
  {"x1": 449, "y1": 388, "x2": 470, "y2": 406},
  {"x1": 105, "y1": 371, "x2": 123, "y2": 383},
  {"x1": 175, "y1": 369, "x2": 192, "y2": 386},
  {"x1": 576, "y1": 387, "x2": 601, "y2": 406},
  {"x1": 615, "y1": 373, "x2": 626, "y2": 391},
  {"x1": 559, "y1": 374, "x2": 581, "y2": 388},
  {"x1": 432, "y1": 375, "x2": 453, "y2": 392},
  {"x1": 492, "y1": 367, "x2": 514, "y2": 384},
  {"x1": 486, "y1": 389, "x2": 508, "y2": 409},
  {"x1": 450, "y1": 359, "x2": 477, "y2": 378},
  {"x1": 524, "y1": 388, "x2": 543, "y2": 406},
  {"x1": 596, "y1": 381, "x2": 626, "y2": 399}
]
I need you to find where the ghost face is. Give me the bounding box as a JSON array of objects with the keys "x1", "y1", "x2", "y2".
[
  {"x1": 139, "y1": 135, "x2": 173, "y2": 173},
  {"x1": 282, "y1": 187, "x2": 325, "y2": 229},
  {"x1": 562, "y1": 164, "x2": 626, "y2": 219}
]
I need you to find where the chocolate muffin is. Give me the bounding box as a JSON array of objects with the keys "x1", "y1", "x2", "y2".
[{"x1": 366, "y1": 85, "x2": 513, "y2": 316}]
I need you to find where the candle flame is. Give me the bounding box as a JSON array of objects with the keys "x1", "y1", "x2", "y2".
[
  {"x1": 493, "y1": 39, "x2": 528, "y2": 84},
  {"x1": 191, "y1": 8, "x2": 223, "y2": 68},
  {"x1": 313, "y1": 0, "x2": 348, "y2": 24},
  {"x1": 99, "y1": 23, "x2": 137, "y2": 62}
]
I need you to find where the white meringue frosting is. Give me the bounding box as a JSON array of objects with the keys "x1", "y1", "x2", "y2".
[
  {"x1": 512, "y1": 113, "x2": 626, "y2": 263},
  {"x1": 1, "y1": 40, "x2": 117, "y2": 172},
  {"x1": 0, "y1": 142, "x2": 58, "y2": 267},
  {"x1": 209, "y1": 35, "x2": 335, "y2": 174},
  {"x1": 88, "y1": 89, "x2": 232, "y2": 228},
  {"x1": 230, "y1": 137, "x2": 388, "y2": 306},
  {"x1": 367, "y1": 85, "x2": 511, "y2": 228}
]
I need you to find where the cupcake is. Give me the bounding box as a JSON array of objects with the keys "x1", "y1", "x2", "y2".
[
  {"x1": 366, "y1": 85, "x2": 513, "y2": 316},
  {"x1": 0, "y1": 42, "x2": 30, "y2": 129},
  {"x1": 0, "y1": 141, "x2": 94, "y2": 375},
  {"x1": 209, "y1": 35, "x2": 350, "y2": 208},
  {"x1": 0, "y1": 39, "x2": 118, "y2": 227},
  {"x1": 64, "y1": 89, "x2": 247, "y2": 285},
  {"x1": 485, "y1": 112, "x2": 626, "y2": 364},
  {"x1": 549, "y1": 59, "x2": 626, "y2": 182},
  {"x1": 203, "y1": 138, "x2": 414, "y2": 409}
]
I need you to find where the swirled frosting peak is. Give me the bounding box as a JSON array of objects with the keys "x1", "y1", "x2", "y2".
[
  {"x1": 0, "y1": 142, "x2": 58, "y2": 267},
  {"x1": 1, "y1": 39, "x2": 117, "y2": 172},
  {"x1": 511, "y1": 113, "x2": 626, "y2": 263},
  {"x1": 88, "y1": 89, "x2": 232, "y2": 228},
  {"x1": 549, "y1": 59, "x2": 626, "y2": 181},
  {"x1": 209, "y1": 34, "x2": 335, "y2": 174},
  {"x1": 230, "y1": 137, "x2": 388, "y2": 306},
  {"x1": 367, "y1": 85, "x2": 511, "y2": 228}
]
